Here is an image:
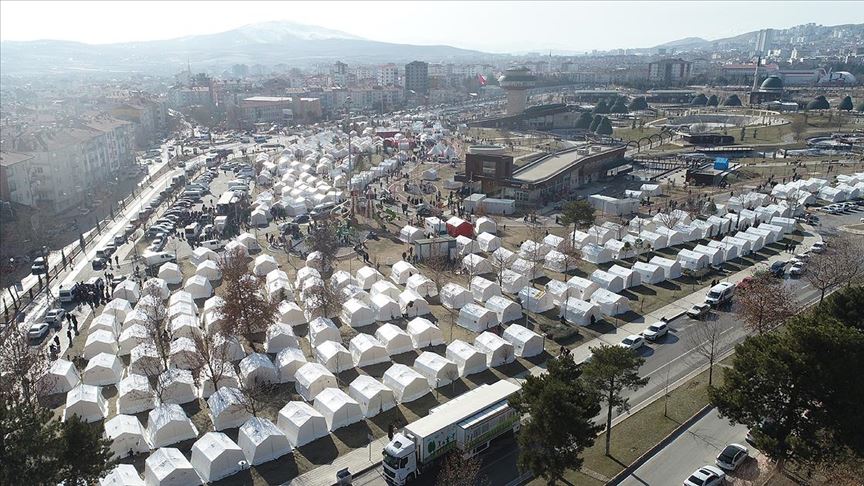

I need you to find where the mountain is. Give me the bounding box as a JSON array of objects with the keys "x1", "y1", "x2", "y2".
[
  {"x1": 0, "y1": 20, "x2": 491, "y2": 75},
  {"x1": 654, "y1": 37, "x2": 711, "y2": 49}
]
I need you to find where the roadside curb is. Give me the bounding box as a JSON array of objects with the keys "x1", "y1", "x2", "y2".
[{"x1": 606, "y1": 405, "x2": 715, "y2": 485}]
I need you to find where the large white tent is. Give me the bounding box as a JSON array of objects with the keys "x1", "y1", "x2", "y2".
[
  {"x1": 83, "y1": 329, "x2": 118, "y2": 360},
  {"x1": 240, "y1": 353, "x2": 278, "y2": 385},
  {"x1": 457, "y1": 303, "x2": 498, "y2": 332},
  {"x1": 405, "y1": 274, "x2": 438, "y2": 298},
  {"x1": 502, "y1": 324, "x2": 544, "y2": 358},
  {"x1": 341, "y1": 298, "x2": 376, "y2": 328},
  {"x1": 295, "y1": 363, "x2": 338, "y2": 401},
  {"x1": 632, "y1": 262, "x2": 665, "y2": 285},
  {"x1": 90, "y1": 313, "x2": 121, "y2": 337},
  {"x1": 147, "y1": 404, "x2": 199, "y2": 448},
  {"x1": 275, "y1": 347, "x2": 307, "y2": 384},
  {"x1": 390, "y1": 261, "x2": 418, "y2": 285},
  {"x1": 348, "y1": 375, "x2": 396, "y2": 418},
  {"x1": 440, "y1": 282, "x2": 472, "y2": 310},
  {"x1": 315, "y1": 341, "x2": 353, "y2": 374},
  {"x1": 692, "y1": 244, "x2": 725, "y2": 266},
  {"x1": 208, "y1": 387, "x2": 252, "y2": 431},
  {"x1": 471, "y1": 276, "x2": 501, "y2": 302},
  {"x1": 370, "y1": 294, "x2": 402, "y2": 322},
  {"x1": 414, "y1": 352, "x2": 459, "y2": 388},
  {"x1": 463, "y1": 254, "x2": 493, "y2": 275},
  {"x1": 607, "y1": 264, "x2": 642, "y2": 289},
  {"x1": 117, "y1": 374, "x2": 156, "y2": 415},
  {"x1": 446, "y1": 340, "x2": 488, "y2": 377},
  {"x1": 195, "y1": 260, "x2": 221, "y2": 282},
  {"x1": 590, "y1": 288, "x2": 630, "y2": 316},
  {"x1": 580, "y1": 243, "x2": 613, "y2": 264},
  {"x1": 314, "y1": 388, "x2": 364, "y2": 431},
  {"x1": 100, "y1": 464, "x2": 144, "y2": 486},
  {"x1": 45, "y1": 359, "x2": 80, "y2": 395},
  {"x1": 399, "y1": 290, "x2": 431, "y2": 317},
  {"x1": 677, "y1": 248, "x2": 709, "y2": 271},
  {"x1": 349, "y1": 334, "x2": 389, "y2": 368},
  {"x1": 559, "y1": 298, "x2": 601, "y2": 326},
  {"x1": 485, "y1": 295, "x2": 522, "y2": 324},
  {"x1": 104, "y1": 414, "x2": 149, "y2": 459},
  {"x1": 265, "y1": 323, "x2": 299, "y2": 354},
  {"x1": 144, "y1": 447, "x2": 202, "y2": 486},
  {"x1": 544, "y1": 280, "x2": 572, "y2": 307},
  {"x1": 169, "y1": 337, "x2": 198, "y2": 370},
  {"x1": 649, "y1": 256, "x2": 682, "y2": 279},
  {"x1": 253, "y1": 255, "x2": 279, "y2": 277},
  {"x1": 492, "y1": 247, "x2": 517, "y2": 266},
  {"x1": 375, "y1": 324, "x2": 415, "y2": 355},
  {"x1": 277, "y1": 401, "x2": 329, "y2": 447},
  {"x1": 591, "y1": 269, "x2": 625, "y2": 293},
  {"x1": 355, "y1": 266, "x2": 383, "y2": 289},
  {"x1": 237, "y1": 417, "x2": 292, "y2": 466},
  {"x1": 566, "y1": 276, "x2": 599, "y2": 301},
  {"x1": 113, "y1": 280, "x2": 140, "y2": 303},
  {"x1": 477, "y1": 232, "x2": 501, "y2": 252},
  {"x1": 475, "y1": 216, "x2": 497, "y2": 234},
  {"x1": 190, "y1": 432, "x2": 245, "y2": 483},
  {"x1": 383, "y1": 364, "x2": 430, "y2": 403},
  {"x1": 128, "y1": 344, "x2": 163, "y2": 377},
  {"x1": 103, "y1": 298, "x2": 133, "y2": 321},
  {"x1": 119, "y1": 324, "x2": 149, "y2": 356},
  {"x1": 83, "y1": 352, "x2": 124, "y2": 386},
  {"x1": 64, "y1": 384, "x2": 108, "y2": 423},
  {"x1": 184, "y1": 275, "x2": 213, "y2": 300},
  {"x1": 518, "y1": 287, "x2": 554, "y2": 313},
  {"x1": 277, "y1": 301, "x2": 306, "y2": 327},
  {"x1": 474, "y1": 332, "x2": 515, "y2": 367},
  {"x1": 308, "y1": 317, "x2": 341, "y2": 347},
  {"x1": 499, "y1": 269, "x2": 527, "y2": 294},
  {"x1": 295, "y1": 267, "x2": 321, "y2": 291},
  {"x1": 399, "y1": 225, "x2": 423, "y2": 243},
  {"x1": 158, "y1": 369, "x2": 198, "y2": 405},
  {"x1": 191, "y1": 247, "x2": 219, "y2": 266},
  {"x1": 169, "y1": 314, "x2": 201, "y2": 341},
  {"x1": 371, "y1": 280, "x2": 402, "y2": 300},
  {"x1": 407, "y1": 317, "x2": 444, "y2": 348}
]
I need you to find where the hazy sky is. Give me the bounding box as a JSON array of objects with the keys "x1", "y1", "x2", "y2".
[{"x1": 1, "y1": 1, "x2": 861, "y2": 53}]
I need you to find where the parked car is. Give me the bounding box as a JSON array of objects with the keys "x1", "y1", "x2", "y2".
[
  {"x1": 769, "y1": 260, "x2": 787, "y2": 277},
  {"x1": 642, "y1": 321, "x2": 668, "y2": 342},
  {"x1": 687, "y1": 303, "x2": 711, "y2": 320},
  {"x1": 31, "y1": 257, "x2": 48, "y2": 275},
  {"x1": 293, "y1": 214, "x2": 310, "y2": 225},
  {"x1": 200, "y1": 239, "x2": 224, "y2": 251},
  {"x1": 113, "y1": 234, "x2": 127, "y2": 246},
  {"x1": 618, "y1": 335, "x2": 645, "y2": 350},
  {"x1": 810, "y1": 242, "x2": 826, "y2": 253},
  {"x1": 28, "y1": 323, "x2": 51, "y2": 345},
  {"x1": 715, "y1": 443, "x2": 749, "y2": 471},
  {"x1": 92, "y1": 257, "x2": 107, "y2": 271},
  {"x1": 789, "y1": 261, "x2": 806, "y2": 276},
  {"x1": 684, "y1": 466, "x2": 725, "y2": 486},
  {"x1": 44, "y1": 309, "x2": 66, "y2": 329},
  {"x1": 705, "y1": 282, "x2": 735, "y2": 307}
]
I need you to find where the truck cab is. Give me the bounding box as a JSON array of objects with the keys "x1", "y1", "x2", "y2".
[{"x1": 382, "y1": 433, "x2": 417, "y2": 485}]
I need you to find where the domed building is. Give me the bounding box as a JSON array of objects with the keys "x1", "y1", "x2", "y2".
[{"x1": 749, "y1": 75, "x2": 785, "y2": 104}]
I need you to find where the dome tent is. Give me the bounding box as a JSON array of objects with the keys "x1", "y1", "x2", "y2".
[
  {"x1": 44, "y1": 359, "x2": 80, "y2": 395},
  {"x1": 457, "y1": 303, "x2": 498, "y2": 332},
  {"x1": 83, "y1": 352, "x2": 124, "y2": 386},
  {"x1": 158, "y1": 263, "x2": 183, "y2": 285},
  {"x1": 190, "y1": 432, "x2": 246, "y2": 483},
  {"x1": 375, "y1": 324, "x2": 415, "y2": 355},
  {"x1": 117, "y1": 374, "x2": 156, "y2": 415},
  {"x1": 144, "y1": 447, "x2": 202, "y2": 486},
  {"x1": 413, "y1": 351, "x2": 459, "y2": 388},
  {"x1": 502, "y1": 324, "x2": 544, "y2": 358},
  {"x1": 276, "y1": 347, "x2": 307, "y2": 383},
  {"x1": 383, "y1": 364, "x2": 430, "y2": 403},
  {"x1": 100, "y1": 464, "x2": 144, "y2": 486},
  {"x1": 265, "y1": 323, "x2": 299, "y2": 354},
  {"x1": 238, "y1": 417, "x2": 292, "y2": 466},
  {"x1": 407, "y1": 317, "x2": 444, "y2": 349},
  {"x1": 158, "y1": 368, "x2": 198, "y2": 405},
  {"x1": 208, "y1": 387, "x2": 252, "y2": 431},
  {"x1": 64, "y1": 384, "x2": 108, "y2": 423},
  {"x1": 277, "y1": 401, "x2": 329, "y2": 447},
  {"x1": 349, "y1": 334, "x2": 390, "y2": 368},
  {"x1": 294, "y1": 363, "x2": 338, "y2": 401},
  {"x1": 440, "y1": 283, "x2": 472, "y2": 310},
  {"x1": 104, "y1": 414, "x2": 148, "y2": 459},
  {"x1": 474, "y1": 332, "x2": 515, "y2": 367},
  {"x1": 146, "y1": 404, "x2": 199, "y2": 448},
  {"x1": 314, "y1": 388, "x2": 364, "y2": 431},
  {"x1": 315, "y1": 341, "x2": 353, "y2": 374},
  {"x1": 446, "y1": 340, "x2": 487, "y2": 377},
  {"x1": 559, "y1": 298, "x2": 601, "y2": 326},
  {"x1": 240, "y1": 353, "x2": 278, "y2": 385},
  {"x1": 484, "y1": 295, "x2": 522, "y2": 324}
]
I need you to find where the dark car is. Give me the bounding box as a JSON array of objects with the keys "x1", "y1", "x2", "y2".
[
  {"x1": 92, "y1": 257, "x2": 107, "y2": 270},
  {"x1": 769, "y1": 260, "x2": 786, "y2": 277},
  {"x1": 293, "y1": 214, "x2": 310, "y2": 225}
]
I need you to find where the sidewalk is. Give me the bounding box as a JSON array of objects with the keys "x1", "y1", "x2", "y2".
[{"x1": 286, "y1": 226, "x2": 821, "y2": 486}]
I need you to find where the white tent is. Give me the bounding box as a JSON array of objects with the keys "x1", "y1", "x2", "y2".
[
  {"x1": 143, "y1": 278, "x2": 171, "y2": 301},
  {"x1": 224, "y1": 240, "x2": 249, "y2": 258},
  {"x1": 476, "y1": 232, "x2": 501, "y2": 252},
  {"x1": 147, "y1": 404, "x2": 199, "y2": 448},
  {"x1": 341, "y1": 298, "x2": 376, "y2": 328},
  {"x1": 277, "y1": 401, "x2": 329, "y2": 447},
  {"x1": 590, "y1": 270, "x2": 625, "y2": 293},
  {"x1": 566, "y1": 276, "x2": 599, "y2": 301},
  {"x1": 195, "y1": 260, "x2": 221, "y2": 281},
  {"x1": 456, "y1": 235, "x2": 480, "y2": 256},
  {"x1": 104, "y1": 298, "x2": 133, "y2": 321},
  {"x1": 746, "y1": 227, "x2": 774, "y2": 246},
  {"x1": 274, "y1": 347, "x2": 307, "y2": 384},
  {"x1": 240, "y1": 353, "x2": 278, "y2": 385},
  {"x1": 191, "y1": 247, "x2": 218, "y2": 266},
  {"x1": 128, "y1": 344, "x2": 163, "y2": 377},
  {"x1": 253, "y1": 255, "x2": 279, "y2": 277},
  {"x1": 471, "y1": 276, "x2": 501, "y2": 302},
  {"x1": 184, "y1": 275, "x2": 213, "y2": 300},
  {"x1": 607, "y1": 264, "x2": 642, "y2": 289},
  {"x1": 122, "y1": 309, "x2": 148, "y2": 332},
  {"x1": 543, "y1": 250, "x2": 571, "y2": 273},
  {"x1": 677, "y1": 249, "x2": 709, "y2": 271},
  {"x1": 485, "y1": 295, "x2": 522, "y2": 324},
  {"x1": 265, "y1": 323, "x2": 299, "y2": 354},
  {"x1": 349, "y1": 375, "x2": 396, "y2": 418},
  {"x1": 771, "y1": 216, "x2": 796, "y2": 233},
  {"x1": 463, "y1": 254, "x2": 493, "y2": 275},
  {"x1": 250, "y1": 208, "x2": 270, "y2": 226},
  {"x1": 371, "y1": 280, "x2": 401, "y2": 300},
  {"x1": 295, "y1": 363, "x2": 337, "y2": 401},
  {"x1": 590, "y1": 288, "x2": 630, "y2": 316},
  {"x1": 45, "y1": 359, "x2": 80, "y2": 395},
  {"x1": 518, "y1": 287, "x2": 554, "y2": 313},
  {"x1": 330, "y1": 270, "x2": 356, "y2": 291},
  {"x1": 399, "y1": 290, "x2": 431, "y2": 317},
  {"x1": 91, "y1": 313, "x2": 121, "y2": 337},
  {"x1": 559, "y1": 298, "x2": 601, "y2": 326},
  {"x1": 169, "y1": 314, "x2": 201, "y2": 341},
  {"x1": 349, "y1": 334, "x2": 389, "y2": 368},
  {"x1": 446, "y1": 340, "x2": 487, "y2": 377},
  {"x1": 502, "y1": 324, "x2": 544, "y2": 358},
  {"x1": 83, "y1": 329, "x2": 118, "y2": 360},
  {"x1": 314, "y1": 388, "x2": 364, "y2": 431},
  {"x1": 457, "y1": 303, "x2": 498, "y2": 332},
  {"x1": 543, "y1": 233, "x2": 565, "y2": 251},
  {"x1": 207, "y1": 386, "x2": 251, "y2": 431},
  {"x1": 390, "y1": 260, "x2": 418, "y2": 285},
  {"x1": 117, "y1": 374, "x2": 156, "y2": 415},
  {"x1": 278, "y1": 301, "x2": 306, "y2": 327},
  {"x1": 707, "y1": 240, "x2": 739, "y2": 261},
  {"x1": 105, "y1": 414, "x2": 149, "y2": 459},
  {"x1": 519, "y1": 240, "x2": 551, "y2": 261},
  {"x1": 580, "y1": 243, "x2": 613, "y2": 264},
  {"x1": 414, "y1": 351, "x2": 459, "y2": 388},
  {"x1": 474, "y1": 332, "x2": 515, "y2": 367},
  {"x1": 237, "y1": 232, "x2": 261, "y2": 252},
  {"x1": 113, "y1": 280, "x2": 141, "y2": 303},
  {"x1": 407, "y1": 317, "x2": 444, "y2": 348},
  {"x1": 190, "y1": 432, "x2": 246, "y2": 483},
  {"x1": 511, "y1": 258, "x2": 543, "y2": 279},
  {"x1": 632, "y1": 262, "x2": 665, "y2": 284},
  {"x1": 723, "y1": 235, "x2": 752, "y2": 255},
  {"x1": 237, "y1": 417, "x2": 292, "y2": 466},
  {"x1": 639, "y1": 230, "x2": 668, "y2": 250},
  {"x1": 169, "y1": 337, "x2": 198, "y2": 370},
  {"x1": 64, "y1": 384, "x2": 108, "y2": 423},
  {"x1": 757, "y1": 223, "x2": 784, "y2": 243},
  {"x1": 492, "y1": 247, "x2": 517, "y2": 266},
  {"x1": 649, "y1": 256, "x2": 682, "y2": 279},
  {"x1": 425, "y1": 217, "x2": 447, "y2": 235},
  {"x1": 383, "y1": 364, "x2": 430, "y2": 403},
  {"x1": 159, "y1": 262, "x2": 183, "y2": 285},
  {"x1": 475, "y1": 216, "x2": 497, "y2": 234},
  {"x1": 145, "y1": 448, "x2": 202, "y2": 486},
  {"x1": 544, "y1": 280, "x2": 572, "y2": 306},
  {"x1": 355, "y1": 266, "x2": 383, "y2": 289},
  {"x1": 371, "y1": 294, "x2": 402, "y2": 322},
  {"x1": 375, "y1": 324, "x2": 415, "y2": 355},
  {"x1": 399, "y1": 225, "x2": 423, "y2": 243},
  {"x1": 158, "y1": 369, "x2": 198, "y2": 405},
  {"x1": 692, "y1": 244, "x2": 725, "y2": 266},
  {"x1": 200, "y1": 364, "x2": 239, "y2": 400},
  {"x1": 405, "y1": 274, "x2": 438, "y2": 298},
  {"x1": 315, "y1": 341, "x2": 353, "y2": 374},
  {"x1": 101, "y1": 464, "x2": 144, "y2": 486},
  {"x1": 295, "y1": 267, "x2": 321, "y2": 290},
  {"x1": 308, "y1": 317, "x2": 341, "y2": 347},
  {"x1": 83, "y1": 352, "x2": 124, "y2": 386},
  {"x1": 305, "y1": 251, "x2": 324, "y2": 272},
  {"x1": 440, "y1": 283, "x2": 472, "y2": 310}
]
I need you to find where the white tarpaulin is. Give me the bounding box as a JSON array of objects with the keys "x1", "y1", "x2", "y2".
[
  {"x1": 314, "y1": 388, "x2": 364, "y2": 431},
  {"x1": 446, "y1": 340, "x2": 488, "y2": 376},
  {"x1": 502, "y1": 324, "x2": 544, "y2": 358},
  {"x1": 237, "y1": 417, "x2": 292, "y2": 466},
  {"x1": 277, "y1": 401, "x2": 328, "y2": 447},
  {"x1": 144, "y1": 447, "x2": 201, "y2": 486},
  {"x1": 474, "y1": 332, "x2": 515, "y2": 367},
  {"x1": 407, "y1": 317, "x2": 444, "y2": 348},
  {"x1": 294, "y1": 363, "x2": 337, "y2": 401},
  {"x1": 349, "y1": 334, "x2": 390, "y2": 368},
  {"x1": 348, "y1": 375, "x2": 396, "y2": 418},
  {"x1": 375, "y1": 324, "x2": 415, "y2": 355},
  {"x1": 383, "y1": 364, "x2": 430, "y2": 403},
  {"x1": 146, "y1": 404, "x2": 199, "y2": 448}
]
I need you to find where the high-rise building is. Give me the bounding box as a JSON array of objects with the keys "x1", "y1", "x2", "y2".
[
  {"x1": 648, "y1": 59, "x2": 692, "y2": 85},
  {"x1": 377, "y1": 64, "x2": 398, "y2": 87},
  {"x1": 756, "y1": 29, "x2": 774, "y2": 55},
  {"x1": 404, "y1": 61, "x2": 429, "y2": 97}
]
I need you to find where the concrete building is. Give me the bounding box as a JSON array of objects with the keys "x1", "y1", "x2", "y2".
[
  {"x1": 404, "y1": 61, "x2": 429, "y2": 98},
  {"x1": 167, "y1": 86, "x2": 213, "y2": 108},
  {"x1": 377, "y1": 64, "x2": 398, "y2": 87},
  {"x1": 756, "y1": 29, "x2": 775, "y2": 55},
  {"x1": 108, "y1": 98, "x2": 168, "y2": 148},
  {"x1": 237, "y1": 96, "x2": 322, "y2": 128},
  {"x1": 498, "y1": 66, "x2": 536, "y2": 115},
  {"x1": 648, "y1": 59, "x2": 692, "y2": 85}
]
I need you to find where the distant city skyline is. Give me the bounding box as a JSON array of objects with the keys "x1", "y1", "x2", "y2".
[{"x1": 1, "y1": 1, "x2": 861, "y2": 54}]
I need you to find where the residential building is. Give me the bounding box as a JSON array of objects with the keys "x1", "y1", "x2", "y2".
[
  {"x1": 236, "y1": 96, "x2": 322, "y2": 128},
  {"x1": 377, "y1": 64, "x2": 399, "y2": 87},
  {"x1": 404, "y1": 61, "x2": 429, "y2": 97},
  {"x1": 167, "y1": 86, "x2": 213, "y2": 108},
  {"x1": 648, "y1": 58, "x2": 692, "y2": 85}
]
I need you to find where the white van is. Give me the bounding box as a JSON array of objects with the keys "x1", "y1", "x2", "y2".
[
  {"x1": 705, "y1": 282, "x2": 735, "y2": 307},
  {"x1": 58, "y1": 283, "x2": 76, "y2": 304},
  {"x1": 142, "y1": 251, "x2": 176, "y2": 267}
]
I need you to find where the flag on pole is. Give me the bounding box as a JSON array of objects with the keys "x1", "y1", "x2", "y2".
[{"x1": 477, "y1": 74, "x2": 487, "y2": 86}]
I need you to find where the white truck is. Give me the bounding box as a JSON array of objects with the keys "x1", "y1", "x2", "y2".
[{"x1": 381, "y1": 380, "x2": 521, "y2": 485}]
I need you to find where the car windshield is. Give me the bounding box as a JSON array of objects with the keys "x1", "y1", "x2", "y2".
[
  {"x1": 719, "y1": 447, "x2": 737, "y2": 462},
  {"x1": 687, "y1": 475, "x2": 705, "y2": 486},
  {"x1": 707, "y1": 291, "x2": 721, "y2": 299},
  {"x1": 649, "y1": 325, "x2": 662, "y2": 332},
  {"x1": 382, "y1": 452, "x2": 401, "y2": 469},
  {"x1": 622, "y1": 338, "x2": 634, "y2": 345}
]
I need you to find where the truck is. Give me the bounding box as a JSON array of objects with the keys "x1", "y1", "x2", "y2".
[{"x1": 381, "y1": 380, "x2": 521, "y2": 485}]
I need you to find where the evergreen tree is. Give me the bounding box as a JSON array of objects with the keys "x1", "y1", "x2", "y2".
[
  {"x1": 610, "y1": 98, "x2": 629, "y2": 113},
  {"x1": 691, "y1": 93, "x2": 708, "y2": 106},
  {"x1": 575, "y1": 111, "x2": 593, "y2": 129},
  {"x1": 807, "y1": 95, "x2": 830, "y2": 110},
  {"x1": 838, "y1": 95, "x2": 854, "y2": 111},
  {"x1": 593, "y1": 100, "x2": 609, "y2": 114},
  {"x1": 589, "y1": 114, "x2": 602, "y2": 132},
  {"x1": 707, "y1": 94, "x2": 719, "y2": 106},
  {"x1": 722, "y1": 94, "x2": 742, "y2": 106},
  {"x1": 628, "y1": 96, "x2": 649, "y2": 111},
  {"x1": 57, "y1": 416, "x2": 116, "y2": 486},
  {"x1": 595, "y1": 117, "x2": 613, "y2": 135}
]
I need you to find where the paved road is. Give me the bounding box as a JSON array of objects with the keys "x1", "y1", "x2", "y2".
[{"x1": 619, "y1": 408, "x2": 751, "y2": 486}]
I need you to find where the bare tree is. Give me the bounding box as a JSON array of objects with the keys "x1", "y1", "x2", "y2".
[
  {"x1": 805, "y1": 235, "x2": 864, "y2": 302},
  {"x1": 135, "y1": 286, "x2": 172, "y2": 401},
  {"x1": 303, "y1": 280, "x2": 342, "y2": 320},
  {"x1": 0, "y1": 326, "x2": 55, "y2": 405},
  {"x1": 655, "y1": 209, "x2": 689, "y2": 230},
  {"x1": 190, "y1": 329, "x2": 235, "y2": 395},
  {"x1": 687, "y1": 317, "x2": 727, "y2": 386},
  {"x1": 236, "y1": 374, "x2": 270, "y2": 418},
  {"x1": 736, "y1": 273, "x2": 798, "y2": 335},
  {"x1": 424, "y1": 255, "x2": 455, "y2": 298},
  {"x1": 559, "y1": 239, "x2": 582, "y2": 276},
  {"x1": 435, "y1": 450, "x2": 484, "y2": 486},
  {"x1": 218, "y1": 246, "x2": 250, "y2": 285},
  {"x1": 490, "y1": 249, "x2": 510, "y2": 288},
  {"x1": 305, "y1": 224, "x2": 340, "y2": 277}
]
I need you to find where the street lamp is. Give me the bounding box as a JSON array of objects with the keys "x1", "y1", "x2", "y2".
[{"x1": 42, "y1": 245, "x2": 54, "y2": 306}]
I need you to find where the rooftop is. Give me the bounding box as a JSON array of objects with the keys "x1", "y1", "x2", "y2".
[
  {"x1": 512, "y1": 144, "x2": 622, "y2": 184},
  {"x1": 0, "y1": 151, "x2": 35, "y2": 167}
]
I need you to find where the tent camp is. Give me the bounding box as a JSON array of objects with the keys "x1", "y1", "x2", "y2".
[
  {"x1": 113, "y1": 280, "x2": 141, "y2": 303},
  {"x1": 475, "y1": 216, "x2": 497, "y2": 235},
  {"x1": 314, "y1": 388, "x2": 364, "y2": 431},
  {"x1": 591, "y1": 269, "x2": 625, "y2": 293},
  {"x1": 375, "y1": 324, "x2": 415, "y2": 355},
  {"x1": 500, "y1": 269, "x2": 528, "y2": 294},
  {"x1": 199, "y1": 364, "x2": 239, "y2": 399},
  {"x1": 502, "y1": 324, "x2": 544, "y2": 358},
  {"x1": 44, "y1": 359, "x2": 80, "y2": 395},
  {"x1": 399, "y1": 290, "x2": 431, "y2": 317},
  {"x1": 457, "y1": 303, "x2": 498, "y2": 332},
  {"x1": 190, "y1": 432, "x2": 246, "y2": 483},
  {"x1": 143, "y1": 279, "x2": 170, "y2": 300},
  {"x1": 692, "y1": 244, "x2": 725, "y2": 266},
  {"x1": 224, "y1": 240, "x2": 249, "y2": 258},
  {"x1": 265, "y1": 323, "x2": 299, "y2": 354},
  {"x1": 117, "y1": 374, "x2": 155, "y2": 415},
  {"x1": 770, "y1": 216, "x2": 796, "y2": 233},
  {"x1": 518, "y1": 287, "x2": 554, "y2": 313},
  {"x1": 383, "y1": 364, "x2": 430, "y2": 403},
  {"x1": 485, "y1": 295, "x2": 522, "y2": 324},
  {"x1": 122, "y1": 309, "x2": 148, "y2": 332},
  {"x1": 471, "y1": 276, "x2": 501, "y2": 302},
  {"x1": 237, "y1": 232, "x2": 261, "y2": 252},
  {"x1": 158, "y1": 369, "x2": 198, "y2": 405},
  {"x1": 237, "y1": 417, "x2": 292, "y2": 466},
  {"x1": 128, "y1": 344, "x2": 163, "y2": 377},
  {"x1": 511, "y1": 258, "x2": 543, "y2": 279},
  {"x1": 580, "y1": 244, "x2": 613, "y2": 264},
  {"x1": 476, "y1": 232, "x2": 501, "y2": 252},
  {"x1": 371, "y1": 280, "x2": 401, "y2": 300},
  {"x1": 195, "y1": 260, "x2": 222, "y2": 282},
  {"x1": 169, "y1": 314, "x2": 201, "y2": 341},
  {"x1": 543, "y1": 250, "x2": 572, "y2": 273},
  {"x1": 649, "y1": 256, "x2": 682, "y2": 279},
  {"x1": 446, "y1": 340, "x2": 488, "y2": 377},
  {"x1": 191, "y1": 247, "x2": 219, "y2": 266},
  {"x1": 707, "y1": 240, "x2": 739, "y2": 261},
  {"x1": 405, "y1": 274, "x2": 438, "y2": 298},
  {"x1": 722, "y1": 236, "x2": 752, "y2": 255},
  {"x1": 275, "y1": 347, "x2": 307, "y2": 383},
  {"x1": 632, "y1": 262, "x2": 665, "y2": 285},
  {"x1": 492, "y1": 247, "x2": 517, "y2": 266},
  {"x1": 590, "y1": 288, "x2": 630, "y2": 316},
  {"x1": 543, "y1": 233, "x2": 565, "y2": 251},
  {"x1": 184, "y1": 275, "x2": 213, "y2": 300},
  {"x1": 414, "y1": 352, "x2": 459, "y2": 388},
  {"x1": 559, "y1": 298, "x2": 601, "y2": 326},
  {"x1": 407, "y1": 317, "x2": 445, "y2": 348},
  {"x1": 371, "y1": 294, "x2": 402, "y2": 321},
  {"x1": 145, "y1": 448, "x2": 202, "y2": 486},
  {"x1": 277, "y1": 301, "x2": 306, "y2": 327},
  {"x1": 169, "y1": 337, "x2": 198, "y2": 370},
  {"x1": 390, "y1": 261, "x2": 418, "y2": 285},
  {"x1": 607, "y1": 265, "x2": 642, "y2": 289},
  {"x1": 295, "y1": 267, "x2": 321, "y2": 290},
  {"x1": 315, "y1": 341, "x2": 353, "y2": 374},
  {"x1": 83, "y1": 352, "x2": 124, "y2": 386},
  {"x1": 566, "y1": 276, "x2": 598, "y2": 301},
  {"x1": 330, "y1": 270, "x2": 356, "y2": 291},
  {"x1": 277, "y1": 402, "x2": 329, "y2": 448},
  {"x1": 341, "y1": 298, "x2": 376, "y2": 328},
  {"x1": 440, "y1": 283, "x2": 472, "y2": 310},
  {"x1": 399, "y1": 225, "x2": 423, "y2": 243},
  {"x1": 240, "y1": 353, "x2": 278, "y2": 385},
  {"x1": 147, "y1": 404, "x2": 199, "y2": 448},
  {"x1": 64, "y1": 384, "x2": 108, "y2": 423},
  {"x1": 735, "y1": 231, "x2": 764, "y2": 252},
  {"x1": 677, "y1": 248, "x2": 710, "y2": 271},
  {"x1": 90, "y1": 313, "x2": 121, "y2": 337},
  {"x1": 348, "y1": 375, "x2": 396, "y2": 418},
  {"x1": 463, "y1": 254, "x2": 493, "y2": 275},
  {"x1": 456, "y1": 235, "x2": 480, "y2": 256},
  {"x1": 355, "y1": 266, "x2": 383, "y2": 289},
  {"x1": 474, "y1": 332, "x2": 515, "y2": 367},
  {"x1": 349, "y1": 334, "x2": 389, "y2": 368},
  {"x1": 101, "y1": 464, "x2": 144, "y2": 486},
  {"x1": 207, "y1": 387, "x2": 251, "y2": 431},
  {"x1": 294, "y1": 363, "x2": 338, "y2": 401},
  {"x1": 520, "y1": 240, "x2": 551, "y2": 261},
  {"x1": 308, "y1": 317, "x2": 341, "y2": 347},
  {"x1": 83, "y1": 329, "x2": 118, "y2": 360},
  {"x1": 104, "y1": 299, "x2": 133, "y2": 321}
]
